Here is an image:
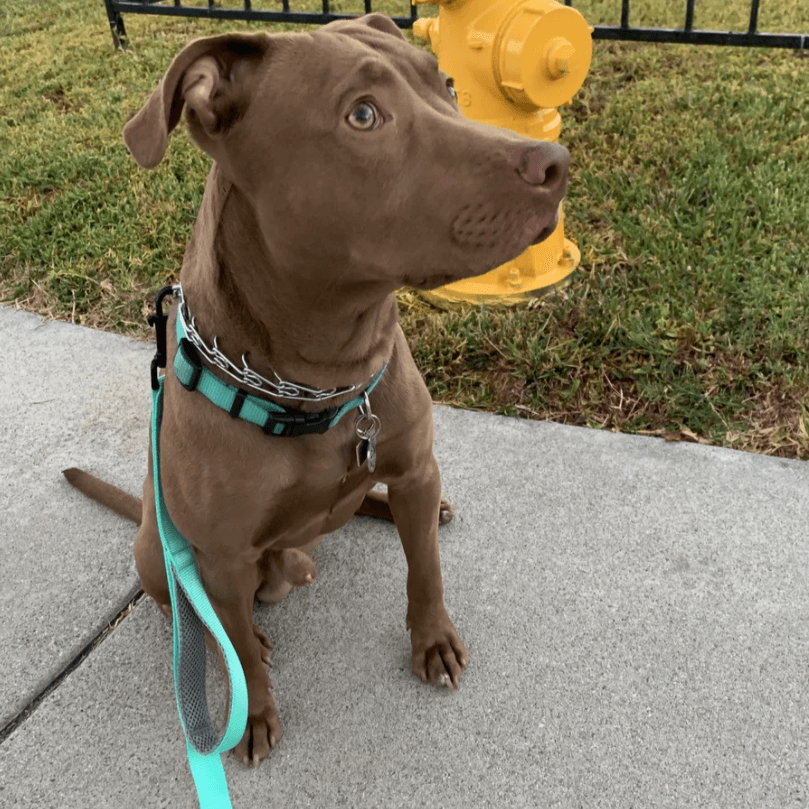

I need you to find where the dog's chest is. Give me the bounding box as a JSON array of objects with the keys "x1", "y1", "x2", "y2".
[{"x1": 254, "y1": 446, "x2": 374, "y2": 549}]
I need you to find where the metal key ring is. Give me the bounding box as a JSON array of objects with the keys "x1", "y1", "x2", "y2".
[{"x1": 354, "y1": 412, "x2": 381, "y2": 438}]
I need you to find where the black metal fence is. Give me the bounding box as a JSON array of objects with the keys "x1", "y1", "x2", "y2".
[
  {"x1": 103, "y1": 0, "x2": 417, "y2": 50},
  {"x1": 103, "y1": 0, "x2": 809, "y2": 52},
  {"x1": 589, "y1": 0, "x2": 808, "y2": 49}
]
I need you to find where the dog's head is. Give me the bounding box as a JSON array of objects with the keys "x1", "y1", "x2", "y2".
[{"x1": 124, "y1": 14, "x2": 569, "y2": 291}]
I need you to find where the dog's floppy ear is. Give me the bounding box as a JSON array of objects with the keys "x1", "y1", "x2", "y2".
[
  {"x1": 123, "y1": 33, "x2": 269, "y2": 169},
  {"x1": 357, "y1": 13, "x2": 406, "y2": 40}
]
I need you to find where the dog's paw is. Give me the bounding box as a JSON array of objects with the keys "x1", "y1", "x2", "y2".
[
  {"x1": 253, "y1": 624, "x2": 272, "y2": 667},
  {"x1": 256, "y1": 548, "x2": 318, "y2": 604},
  {"x1": 280, "y1": 548, "x2": 318, "y2": 587},
  {"x1": 438, "y1": 499, "x2": 454, "y2": 526},
  {"x1": 234, "y1": 688, "x2": 283, "y2": 767},
  {"x1": 407, "y1": 609, "x2": 468, "y2": 690},
  {"x1": 155, "y1": 601, "x2": 173, "y2": 620}
]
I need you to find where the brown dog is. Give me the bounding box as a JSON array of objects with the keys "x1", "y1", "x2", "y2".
[{"x1": 65, "y1": 13, "x2": 569, "y2": 766}]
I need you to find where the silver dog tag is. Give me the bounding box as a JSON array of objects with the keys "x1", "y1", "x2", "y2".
[
  {"x1": 366, "y1": 434, "x2": 377, "y2": 473},
  {"x1": 356, "y1": 438, "x2": 369, "y2": 469},
  {"x1": 354, "y1": 393, "x2": 380, "y2": 473},
  {"x1": 355, "y1": 432, "x2": 377, "y2": 472}
]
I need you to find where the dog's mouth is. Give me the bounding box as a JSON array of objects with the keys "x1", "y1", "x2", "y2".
[
  {"x1": 530, "y1": 215, "x2": 559, "y2": 246},
  {"x1": 406, "y1": 210, "x2": 561, "y2": 291},
  {"x1": 407, "y1": 272, "x2": 462, "y2": 291}
]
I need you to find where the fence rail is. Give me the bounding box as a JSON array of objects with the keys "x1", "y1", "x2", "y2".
[
  {"x1": 586, "y1": 0, "x2": 808, "y2": 49},
  {"x1": 103, "y1": 0, "x2": 809, "y2": 52},
  {"x1": 102, "y1": 0, "x2": 417, "y2": 49}
]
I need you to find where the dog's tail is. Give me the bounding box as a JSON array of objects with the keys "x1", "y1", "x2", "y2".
[{"x1": 62, "y1": 468, "x2": 143, "y2": 525}]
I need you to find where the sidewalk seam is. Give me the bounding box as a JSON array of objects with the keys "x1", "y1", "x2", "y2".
[{"x1": 0, "y1": 587, "x2": 145, "y2": 746}]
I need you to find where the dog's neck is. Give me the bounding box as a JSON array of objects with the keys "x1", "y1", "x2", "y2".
[{"x1": 179, "y1": 165, "x2": 399, "y2": 394}]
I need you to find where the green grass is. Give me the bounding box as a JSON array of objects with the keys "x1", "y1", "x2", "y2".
[{"x1": 1, "y1": 0, "x2": 808, "y2": 458}]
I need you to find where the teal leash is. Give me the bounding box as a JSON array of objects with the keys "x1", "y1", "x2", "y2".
[
  {"x1": 149, "y1": 287, "x2": 248, "y2": 808},
  {"x1": 151, "y1": 378, "x2": 249, "y2": 808}
]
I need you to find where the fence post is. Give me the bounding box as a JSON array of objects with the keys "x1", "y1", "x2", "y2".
[{"x1": 102, "y1": 0, "x2": 129, "y2": 51}]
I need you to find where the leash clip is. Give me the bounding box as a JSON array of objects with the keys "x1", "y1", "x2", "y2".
[{"x1": 148, "y1": 285, "x2": 180, "y2": 391}]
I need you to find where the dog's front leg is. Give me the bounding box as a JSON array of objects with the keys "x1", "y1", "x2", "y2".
[
  {"x1": 195, "y1": 556, "x2": 282, "y2": 766},
  {"x1": 388, "y1": 455, "x2": 468, "y2": 689}
]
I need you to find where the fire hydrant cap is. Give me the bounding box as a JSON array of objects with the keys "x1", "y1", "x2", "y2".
[{"x1": 497, "y1": 0, "x2": 592, "y2": 110}]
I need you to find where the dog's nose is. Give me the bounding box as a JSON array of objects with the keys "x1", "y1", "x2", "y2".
[{"x1": 514, "y1": 141, "x2": 569, "y2": 187}]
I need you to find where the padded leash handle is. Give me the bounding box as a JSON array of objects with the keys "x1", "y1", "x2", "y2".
[{"x1": 151, "y1": 376, "x2": 248, "y2": 808}]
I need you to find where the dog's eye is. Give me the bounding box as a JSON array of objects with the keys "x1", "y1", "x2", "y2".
[
  {"x1": 347, "y1": 101, "x2": 380, "y2": 130},
  {"x1": 446, "y1": 78, "x2": 458, "y2": 103}
]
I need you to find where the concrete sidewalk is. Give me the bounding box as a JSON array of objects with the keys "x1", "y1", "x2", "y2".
[{"x1": 1, "y1": 304, "x2": 807, "y2": 809}]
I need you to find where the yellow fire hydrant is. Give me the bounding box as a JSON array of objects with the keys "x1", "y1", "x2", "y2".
[{"x1": 412, "y1": 0, "x2": 593, "y2": 305}]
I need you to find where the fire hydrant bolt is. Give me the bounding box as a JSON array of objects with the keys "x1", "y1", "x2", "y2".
[{"x1": 546, "y1": 37, "x2": 575, "y2": 79}]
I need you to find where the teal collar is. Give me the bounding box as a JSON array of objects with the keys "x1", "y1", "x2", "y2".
[
  {"x1": 148, "y1": 284, "x2": 386, "y2": 450},
  {"x1": 173, "y1": 310, "x2": 386, "y2": 438}
]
